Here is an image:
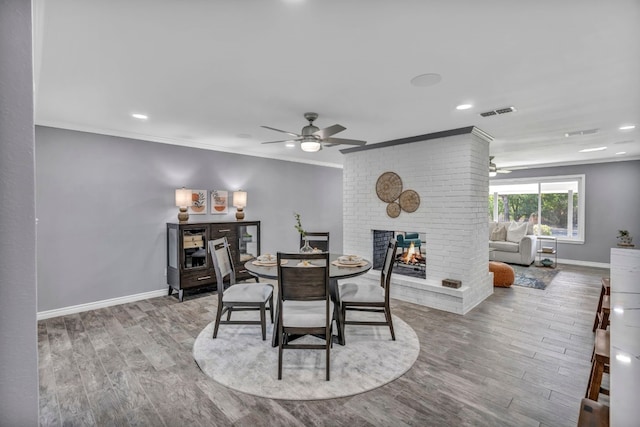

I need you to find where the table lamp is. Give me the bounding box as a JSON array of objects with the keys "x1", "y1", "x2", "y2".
[
  {"x1": 175, "y1": 187, "x2": 192, "y2": 222},
  {"x1": 233, "y1": 190, "x2": 247, "y2": 220}
]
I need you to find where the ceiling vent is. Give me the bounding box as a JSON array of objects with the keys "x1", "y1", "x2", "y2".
[
  {"x1": 479, "y1": 106, "x2": 516, "y2": 117},
  {"x1": 564, "y1": 128, "x2": 599, "y2": 137}
]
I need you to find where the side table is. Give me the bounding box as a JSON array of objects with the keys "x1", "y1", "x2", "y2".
[{"x1": 536, "y1": 236, "x2": 557, "y2": 268}]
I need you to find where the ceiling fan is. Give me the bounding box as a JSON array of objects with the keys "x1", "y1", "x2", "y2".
[
  {"x1": 261, "y1": 112, "x2": 366, "y2": 152},
  {"x1": 489, "y1": 156, "x2": 512, "y2": 176}
]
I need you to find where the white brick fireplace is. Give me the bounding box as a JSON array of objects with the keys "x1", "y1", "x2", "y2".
[{"x1": 342, "y1": 127, "x2": 493, "y2": 314}]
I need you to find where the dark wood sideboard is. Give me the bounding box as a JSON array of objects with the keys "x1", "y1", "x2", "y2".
[{"x1": 166, "y1": 220, "x2": 260, "y2": 301}]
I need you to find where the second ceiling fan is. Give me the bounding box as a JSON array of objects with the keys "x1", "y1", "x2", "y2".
[
  {"x1": 489, "y1": 156, "x2": 512, "y2": 176},
  {"x1": 261, "y1": 112, "x2": 366, "y2": 152}
]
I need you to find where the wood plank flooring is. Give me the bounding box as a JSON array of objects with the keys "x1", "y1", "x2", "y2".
[{"x1": 38, "y1": 264, "x2": 609, "y2": 426}]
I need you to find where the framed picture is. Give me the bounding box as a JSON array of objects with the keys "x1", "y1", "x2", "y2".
[
  {"x1": 189, "y1": 189, "x2": 207, "y2": 214},
  {"x1": 210, "y1": 190, "x2": 228, "y2": 214}
]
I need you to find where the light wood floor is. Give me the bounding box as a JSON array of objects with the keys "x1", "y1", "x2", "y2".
[{"x1": 38, "y1": 264, "x2": 609, "y2": 426}]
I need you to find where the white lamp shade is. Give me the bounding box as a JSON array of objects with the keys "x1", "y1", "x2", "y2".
[
  {"x1": 233, "y1": 191, "x2": 247, "y2": 208},
  {"x1": 175, "y1": 188, "x2": 192, "y2": 207},
  {"x1": 300, "y1": 140, "x2": 321, "y2": 152}
]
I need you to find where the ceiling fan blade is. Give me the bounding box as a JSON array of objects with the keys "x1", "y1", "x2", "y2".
[
  {"x1": 323, "y1": 137, "x2": 366, "y2": 146},
  {"x1": 313, "y1": 124, "x2": 346, "y2": 139},
  {"x1": 260, "y1": 126, "x2": 301, "y2": 138},
  {"x1": 261, "y1": 138, "x2": 302, "y2": 144}
]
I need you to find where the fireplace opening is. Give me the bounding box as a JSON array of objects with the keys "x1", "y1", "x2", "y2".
[{"x1": 372, "y1": 230, "x2": 426, "y2": 279}]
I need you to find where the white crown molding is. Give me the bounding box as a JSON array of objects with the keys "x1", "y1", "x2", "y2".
[{"x1": 35, "y1": 121, "x2": 344, "y2": 169}]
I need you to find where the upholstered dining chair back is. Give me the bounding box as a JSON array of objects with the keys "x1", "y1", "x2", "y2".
[
  {"x1": 276, "y1": 251, "x2": 332, "y2": 380},
  {"x1": 380, "y1": 237, "x2": 398, "y2": 295},
  {"x1": 300, "y1": 232, "x2": 330, "y2": 253},
  {"x1": 208, "y1": 237, "x2": 274, "y2": 340},
  {"x1": 210, "y1": 237, "x2": 235, "y2": 291}
]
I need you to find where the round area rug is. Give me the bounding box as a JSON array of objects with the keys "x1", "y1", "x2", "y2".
[{"x1": 193, "y1": 312, "x2": 420, "y2": 400}]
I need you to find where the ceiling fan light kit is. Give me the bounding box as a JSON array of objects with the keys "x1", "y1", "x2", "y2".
[
  {"x1": 261, "y1": 112, "x2": 366, "y2": 152},
  {"x1": 300, "y1": 138, "x2": 321, "y2": 152}
]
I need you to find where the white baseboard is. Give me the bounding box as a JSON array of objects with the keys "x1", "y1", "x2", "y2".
[
  {"x1": 37, "y1": 289, "x2": 169, "y2": 320},
  {"x1": 557, "y1": 258, "x2": 610, "y2": 269}
]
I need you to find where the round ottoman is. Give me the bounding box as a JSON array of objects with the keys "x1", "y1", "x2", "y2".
[{"x1": 489, "y1": 261, "x2": 515, "y2": 287}]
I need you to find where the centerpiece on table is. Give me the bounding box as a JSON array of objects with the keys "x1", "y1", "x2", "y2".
[{"x1": 294, "y1": 212, "x2": 314, "y2": 254}]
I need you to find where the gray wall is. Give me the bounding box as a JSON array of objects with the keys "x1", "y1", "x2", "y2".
[
  {"x1": 36, "y1": 126, "x2": 343, "y2": 311},
  {"x1": 491, "y1": 160, "x2": 640, "y2": 264},
  {"x1": 0, "y1": 0, "x2": 39, "y2": 424}
]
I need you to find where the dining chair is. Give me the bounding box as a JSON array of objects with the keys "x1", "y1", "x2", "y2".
[
  {"x1": 300, "y1": 232, "x2": 330, "y2": 252},
  {"x1": 338, "y1": 237, "x2": 398, "y2": 344},
  {"x1": 208, "y1": 237, "x2": 274, "y2": 340},
  {"x1": 276, "y1": 251, "x2": 333, "y2": 380}
]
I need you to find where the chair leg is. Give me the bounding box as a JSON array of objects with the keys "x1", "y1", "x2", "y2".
[
  {"x1": 268, "y1": 294, "x2": 274, "y2": 323},
  {"x1": 340, "y1": 304, "x2": 347, "y2": 345},
  {"x1": 277, "y1": 328, "x2": 283, "y2": 380},
  {"x1": 385, "y1": 305, "x2": 396, "y2": 341},
  {"x1": 212, "y1": 303, "x2": 224, "y2": 339},
  {"x1": 587, "y1": 359, "x2": 605, "y2": 401},
  {"x1": 226, "y1": 307, "x2": 233, "y2": 321},
  {"x1": 260, "y1": 304, "x2": 267, "y2": 340},
  {"x1": 592, "y1": 286, "x2": 605, "y2": 332},
  {"x1": 326, "y1": 326, "x2": 331, "y2": 381}
]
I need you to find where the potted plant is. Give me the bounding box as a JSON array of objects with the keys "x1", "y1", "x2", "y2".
[{"x1": 617, "y1": 230, "x2": 633, "y2": 246}]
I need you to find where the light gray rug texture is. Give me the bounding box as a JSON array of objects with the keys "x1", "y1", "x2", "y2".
[{"x1": 193, "y1": 312, "x2": 420, "y2": 400}]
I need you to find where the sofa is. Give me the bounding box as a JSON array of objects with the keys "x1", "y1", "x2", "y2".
[{"x1": 489, "y1": 221, "x2": 537, "y2": 265}]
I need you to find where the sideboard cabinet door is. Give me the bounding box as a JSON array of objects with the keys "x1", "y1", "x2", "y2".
[{"x1": 166, "y1": 221, "x2": 260, "y2": 301}]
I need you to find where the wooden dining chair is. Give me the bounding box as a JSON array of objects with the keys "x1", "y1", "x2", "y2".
[
  {"x1": 208, "y1": 237, "x2": 274, "y2": 340},
  {"x1": 276, "y1": 251, "x2": 332, "y2": 380},
  {"x1": 338, "y1": 238, "x2": 398, "y2": 345},
  {"x1": 300, "y1": 232, "x2": 330, "y2": 252}
]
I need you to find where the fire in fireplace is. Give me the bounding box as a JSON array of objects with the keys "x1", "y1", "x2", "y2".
[{"x1": 397, "y1": 241, "x2": 425, "y2": 266}]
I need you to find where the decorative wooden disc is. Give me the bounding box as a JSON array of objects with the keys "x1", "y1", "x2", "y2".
[
  {"x1": 399, "y1": 190, "x2": 420, "y2": 213},
  {"x1": 386, "y1": 202, "x2": 401, "y2": 218},
  {"x1": 376, "y1": 172, "x2": 403, "y2": 203}
]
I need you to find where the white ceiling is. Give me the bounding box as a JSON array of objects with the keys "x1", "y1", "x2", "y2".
[{"x1": 34, "y1": 0, "x2": 640, "y2": 169}]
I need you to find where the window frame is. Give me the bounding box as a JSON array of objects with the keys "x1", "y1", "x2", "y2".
[{"x1": 489, "y1": 174, "x2": 585, "y2": 244}]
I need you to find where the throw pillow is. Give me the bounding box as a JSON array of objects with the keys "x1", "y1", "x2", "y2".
[
  {"x1": 490, "y1": 224, "x2": 507, "y2": 241},
  {"x1": 506, "y1": 221, "x2": 528, "y2": 243}
]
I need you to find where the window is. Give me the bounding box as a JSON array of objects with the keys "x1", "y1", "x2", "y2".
[{"x1": 489, "y1": 175, "x2": 585, "y2": 243}]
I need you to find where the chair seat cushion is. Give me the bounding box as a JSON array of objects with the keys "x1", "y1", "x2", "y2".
[
  {"x1": 282, "y1": 300, "x2": 334, "y2": 328},
  {"x1": 222, "y1": 283, "x2": 273, "y2": 303},
  {"x1": 338, "y1": 282, "x2": 384, "y2": 303}
]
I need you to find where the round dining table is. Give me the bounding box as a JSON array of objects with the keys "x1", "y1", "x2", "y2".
[{"x1": 244, "y1": 253, "x2": 372, "y2": 346}]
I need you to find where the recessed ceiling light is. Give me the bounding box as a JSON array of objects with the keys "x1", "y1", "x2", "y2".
[
  {"x1": 616, "y1": 353, "x2": 631, "y2": 364},
  {"x1": 456, "y1": 104, "x2": 473, "y2": 110},
  {"x1": 616, "y1": 151, "x2": 627, "y2": 155},
  {"x1": 579, "y1": 146, "x2": 607, "y2": 153},
  {"x1": 619, "y1": 124, "x2": 636, "y2": 130},
  {"x1": 613, "y1": 306, "x2": 624, "y2": 314},
  {"x1": 410, "y1": 73, "x2": 442, "y2": 87},
  {"x1": 131, "y1": 113, "x2": 148, "y2": 120},
  {"x1": 285, "y1": 142, "x2": 296, "y2": 148}
]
